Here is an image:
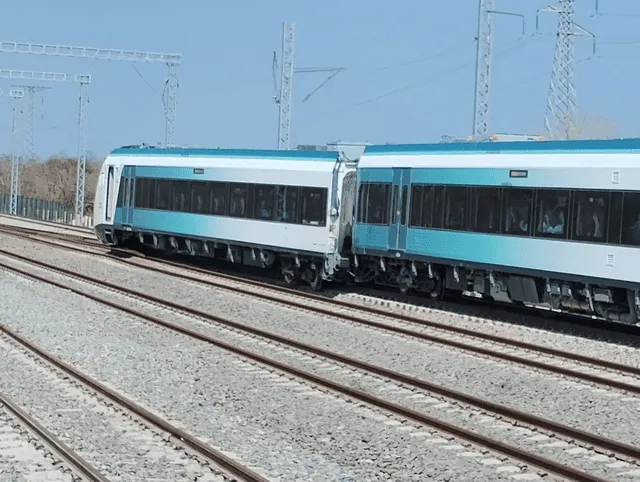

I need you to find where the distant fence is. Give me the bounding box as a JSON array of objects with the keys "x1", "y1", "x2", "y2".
[{"x1": 0, "y1": 194, "x2": 93, "y2": 228}]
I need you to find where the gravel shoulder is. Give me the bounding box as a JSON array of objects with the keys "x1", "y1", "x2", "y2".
[{"x1": 0, "y1": 266, "x2": 535, "y2": 481}]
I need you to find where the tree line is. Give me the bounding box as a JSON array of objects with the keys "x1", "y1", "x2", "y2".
[{"x1": 0, "y1": 155, "x2": 102, "y2": 211}]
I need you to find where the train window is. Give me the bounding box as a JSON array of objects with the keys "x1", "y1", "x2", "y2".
[
  {"x1": 365, "y1": 183, "x2": 390, "y2": 225},
  {"x1": 148, "y1": 179, "x2": 157, "y2": 209},
  {"x1": 503, "y1": 188, "x2": 533, "y2": 236},
  {"x1": 444, "y1": 186, "x2": 467, "y2": 231},
  {"x1": 572, "y1": 191, "x2": 608, "y2": 242},
  {"x1": 535, "y1": 189, "x2": 570, "y2": 239},
  {"x1": 607, "y1": 192, "x2": 623, "y2": 245},
  {"x1": 432, "y1": 186, "x2": 445, "y2": 229},
  {"x1": 155, "y1": 179, "x2": 172, "y2": 210},
  {"x1": 391, "y1": 185, "x2": 399, "y2": 224},
  {"x1": 208, "y1": 182, "x2": 227, "y2": 216},
  {"x1": 621, "y1": 192, "x2": 640, "y2": 246},
  {"x1": 471, "y1": 187, "x2": 501, "y2": 234},
  {"x1": 171, "y1": 180, "x2": 190, "y2": 212},
  {"x1": 420, "y1": 186, "x2": 435, "y2": 227},
  {"x1": 134, "y1": 178, "x2": 147, "y2": 208},
  {"x1": 190, "y1": 181, "x2": 209, "y2": 214},
  {"x1": 301, "y1": 187, "x2": 327, "y2": 226},
  {"x1": 253, "y1": 184, "x2": 276, "y2": 221},
  {"x1": 116, "y1": 178, "x2": 126, "y2": 208},
  {"x1": 228, "y1": 183, "x2": 248, "y2": 218},
  {"x1": 357, "y1": 184, "x2": 368, "y2": 223},
  {"x1": 400, "y1": 185, "x2": 408, "y2": 225},
  {"x1": 409, "y1": 185, "x2": 423, "y2": 227},
  {"x1": 276, "y1": 186, "x2": 300, "y2": 223}
]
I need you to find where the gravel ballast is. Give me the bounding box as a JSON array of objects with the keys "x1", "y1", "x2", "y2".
[
  {"x1": 2, "y1": 234, "x2": 640, "y2": 447},
  {"x1": 0, "y1": 267, "x2": 539, "y2": 482},
  {"x1": 0, "y1": 405, "x2": 76, "y2": 482},
  {"x1": 0, "y1": 335, "x2": 229, "y2": 482}
]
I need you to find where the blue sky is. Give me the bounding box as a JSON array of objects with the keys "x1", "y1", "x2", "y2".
[{"x1": 0, "y1": 0, "x2": 638, "y2": 159}]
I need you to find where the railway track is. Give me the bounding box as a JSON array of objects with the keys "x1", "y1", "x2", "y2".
[
  {"x1": 4, "y1": 225, "x2": 640, "y2": 398},
  {"x1": 0, "y1": 390, "x2": 108, "y2": 482},
  {"x1": 0, "y1": 245, "x2": 637, "y2": 480},
  {"x1": 0, "y1": 256, "x2": 269, "y2": 482}
]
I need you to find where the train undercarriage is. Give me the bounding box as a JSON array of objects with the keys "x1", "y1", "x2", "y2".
[
  {"x1": 350, "y1": 255, "x2": 640, "y2": 325},
  {"x1": 102, "y1": 228, "x2": 338, "y2": 291}
]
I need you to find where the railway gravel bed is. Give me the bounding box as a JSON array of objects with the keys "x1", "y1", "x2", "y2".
[
  {"x1": 2, "y1": 233, "x2": 640, "y2": 451},
  {"x1": 0, "y1": 405, "x2": 80, "y2": 482},
  {"x1": 2, "y1": 240, "x2": 640, "y2": 478},
  {"x1": 0, "y1": 268, "x2": 540, "y2": 481},
  {"x1": 0, "y1": 333, "x2": 233, "y2": 482},
  {"x1": 6, "y1": 254, "x2": 640, "y2": 479}
]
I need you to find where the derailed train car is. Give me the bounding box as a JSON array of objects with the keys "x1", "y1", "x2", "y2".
[
  {"x1": 93, "y1": 145, "x2": 358, "y2": 290},
  {"x1": 352, "y1": 139, "x2": 640, "y2": 323}
]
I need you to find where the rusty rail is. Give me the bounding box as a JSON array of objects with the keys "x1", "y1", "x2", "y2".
[
  {"x1": 0, "y1": 391, "x2": 110, "y2": 482},
  {"x1": 0, "y1": 255, "x2": 625, "y2": 481}
]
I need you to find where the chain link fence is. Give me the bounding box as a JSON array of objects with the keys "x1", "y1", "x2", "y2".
[{"x1": 0, "y1": 194, "x2": 93, "y2": 228}]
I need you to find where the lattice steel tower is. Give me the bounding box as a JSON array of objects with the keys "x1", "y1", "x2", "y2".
[
  {"x1": 272, "y1": 22, "x2": 344, "y2": 150},
  {"x1": 473, "y1": 1, "x2": 525, "y2": 137},
  {"x1": 276, "y1": 23, "x2": 295, "y2": 150},
  {"x1": 539, "y1": 0, "x2": 595, "y2": 139}
]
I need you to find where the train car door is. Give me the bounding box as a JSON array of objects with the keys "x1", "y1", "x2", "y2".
[
  {"x1": 388, "y1": 168, "x2": 411, "y2": 251},
  {"x1": 122, "y1": 166, "x2": 135, "y2": 228}
]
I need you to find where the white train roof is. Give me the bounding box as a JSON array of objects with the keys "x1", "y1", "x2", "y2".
[
  {"x1": 107, "y1": 146, "x2": 341, "y2": 173},
  {"x1": 360, "y1": 138, "x2": 640, "y2": 169}
]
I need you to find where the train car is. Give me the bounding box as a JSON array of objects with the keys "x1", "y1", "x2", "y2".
[
  {"x1": 352, "y1": 138, "x2": 640, "y2": 323},
  {"x1": 93, "y1": 145, "x2": 358, "y2": 289}
]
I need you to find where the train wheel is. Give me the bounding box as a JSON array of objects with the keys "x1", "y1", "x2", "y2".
[
  {"x1": 428, "y1": 277, "x2": 445, "y2": 301},
  {"x1": 309, "y1": 263, "x2": 323, "y2": 291},
  {"x1": 397, "y1": 266, "x2": 413, "y2": 296}
]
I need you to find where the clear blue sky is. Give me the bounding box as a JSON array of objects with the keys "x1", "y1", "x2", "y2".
[{"x1": 0, "y1": 0, "x2": 638, "y2": 159}]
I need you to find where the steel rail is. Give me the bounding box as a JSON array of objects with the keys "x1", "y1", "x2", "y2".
[
  {"x1": 0, "y1": 255, "x2": 623, "y2": 481},
  {"x1": 0, "y1": 390, "x2": 110, "y2": 482}
]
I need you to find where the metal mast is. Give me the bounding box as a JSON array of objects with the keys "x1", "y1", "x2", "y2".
[
  {"x1": 538, "y1": 1, "x2": 595, "y2": 139},
  {"x1": 0, "y1": 69, "x2": 91, "y2": 219},
  {"x1": 273, "y1": 22, "x2": 344, "y2": 150},
  {"x1": 0, "y1": 41, "x2": 181, "y2": 220},
  {"x1": 76, "y1": 77, "x2": 90, "y2": 220},
  {"x1": 473, "y1": 0, "x2": 495, "y2": 137},
  {"x1": 473, "y1": 1, "x2": 525, "y2": 137},
  {"x1": 6, "y1": 88, "x2": 25, "y2": 216},
  {"x1": 16, "y1": 85, "x2": 52, "y2": 161},
  {"x1": 276, "y1": 22, "x2": 295, "y2": 150}
]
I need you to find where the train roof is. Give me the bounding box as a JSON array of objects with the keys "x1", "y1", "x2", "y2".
[
  {"x1": 363, "y1": 138, "x2": 640, "y2": 156},
  {"x1": 109, "y1": 145, "x2": 340, "y2": 162}
]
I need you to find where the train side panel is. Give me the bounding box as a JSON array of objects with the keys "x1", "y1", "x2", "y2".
[
  {"x1": 353, "y1": 141, "x2": 640, "y2": 323},
  {"x1": 94, "y1": 146, "x2": 356, "y2": 288}
]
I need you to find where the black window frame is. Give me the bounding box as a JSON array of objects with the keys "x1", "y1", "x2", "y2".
[
  {"x1": 534, "y1": 188, "x2": 571, "y2": 240},
  {"x1": 300, "y1": 186, "x2": 328, "y2": 226},
  {"x1": 443, "y1": 186, "x2": 468, "y2": 231},
  {"x1": 171, "y1": 180, "x2": 191, "y2": 213},
  {"x1": 502, "y1": 188, "x2": 534, "y2": 237},
  {"x1": 253, "y1": 184, "x2": 277, "y2": 221},
  {"x1": 228, "y1": 182, "x2": 249, "y2": 218},
  {"x1": 469, "y1": 186, "x2": 502, "y2": 234},
  {"x1": 190, "y1": 180, "x2": 209, "y2": 215},
  {"x1": 155, "y1": 179, "x2": 172, "y2": 210},
  {"x1": 621, "y1": 191, "x2": 640, "y2": 247},
  {"x1": 571, "y1": 190, "x2": 609, "y2": 243}
]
